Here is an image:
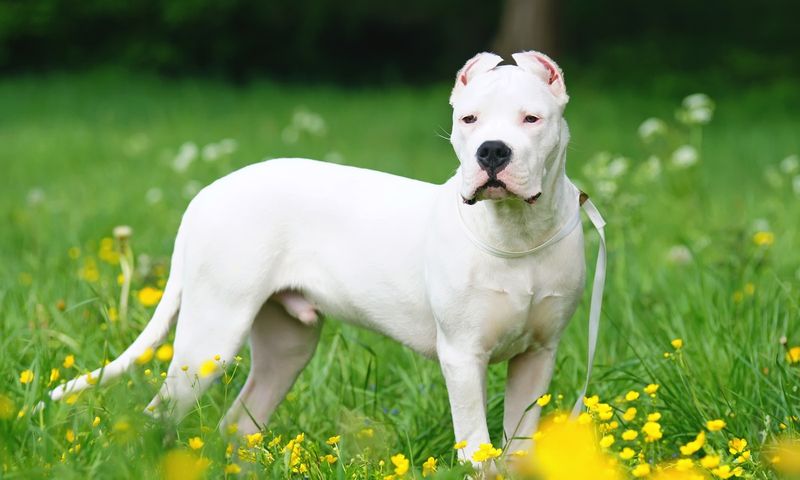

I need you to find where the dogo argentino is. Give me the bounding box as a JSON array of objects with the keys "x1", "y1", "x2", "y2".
[{"x1": 48, "y1": 50, "x2": 606, "y2": 464}]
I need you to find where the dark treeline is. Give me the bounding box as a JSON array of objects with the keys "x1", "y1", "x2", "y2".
[{"x1": 0, "y1": 0, "x2": 796, "y2": 83}]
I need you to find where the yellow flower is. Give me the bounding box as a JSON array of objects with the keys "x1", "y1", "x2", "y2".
[
  {"x1": 743, "y1": 283, "x2": 755, "y2": 295},
  {"x1": 454, "y1": 440, "x2": 467, "y2": 450},
  {"x1": 320, "y1": 454, "x2": 337, "y2": 464},
  {"x1": 534, "y1": 415, "x2": 623, "y2": 480},
  {"x1": 625, "y1": 391, "x2": 640, "y2": 402},
  {"x1": 622, "y1": 430, "x2": 639, "y2": 441},
  {"x1": 391, "y1": 453, "x2": 409, "y2": 475},
  {"x1": 671, "y1": 338, "x2": 683, "y2": 349},
  {"x1": 422, "y1": 456, "x2": 437, "y2": 477},
  {"x1": 226, "y1": 423, "x2": 238, "y2": 435},
  {"x1": 188, "y1": 437, "x2": 204, "y2": 450},
  {"x1": 135, "y1": 347, "x2": 154, "y2": 365},
  {"x1": 199, "y1": 360, "x2": 217, "y2": 378},
  {"x1": 357, "y1": 427, "x2": 374, "y2": 438},
  {"x1": 700, "y1": 455, "x2": 720, "y2": 469},
  {"x1": 599, "y1": 435, "x2": 615, "y2": 448},
  {"x1": 63, "y1": 355, "x2": 75, "y2": 369},
  {"x1": 680, "y1": 431, "x2": 706, "y2": 456},
  {"x1": 644, "y1": 384, "x2": 660, "y2": 395},
  {"x1": 735, "y1": 450, "x2": 750, "y2": 463},
  {"x1": 596, "y1": 403, "x2": 614, "y2": 421},
  {"x1": 584, "y1": 395, "x2": 600, "y2": 409},
  {"x1": 224, "y1": 463, "x2": 241, "y2": 474},
  {"x1": 326, "y1": 435, "x2": 340, "y2": 445},
  {"x1": 632, "y1": 463, "x2": 651, "y2": 477},
  {"x1": 65, "y1": 429, "x2": 75, "y2": 443},
  {"x1": 161, "y1": 450, "x2": 208, "y2": 480},
  {"x1": 245, "y1": 432, "x2": 263, "y2": 448},
  {"x1": 753, "y1": 231, "x2": 774, "y2": 246},
  {"x1": 92, "y1": 416, "x2": 101, "y2": 427},
  {"x1": 471, "y1": 443, "x2": 502, "y2": 463},
  {"x1": 578, "y1": 412, "x2": 594, "y2": 425},
  {"x1": 648, "y1": 412, "x2": 662, "y2": 422},
  {"x1": 85, "y1": 372, "x2": 98, "y2": 385},
  {"x1": 49, "y1": 368, "x2": 60, "y2": 384},
  {"x1": 537, "y1": 393, "x2": 552, "y2": 407},
  {"x1": 268, "y1": 435, "x2": 282, "y2": 448},
  {"x1": 676, "y1": 458, "x2": 695, "y2": 471},
  {"x1": 642, "y1": 422, "x2": 663, "y2": 442},
  {"x1": 108, "y1": 306, "x2": 118, "y2": 322},
  {"x1": 711, "y1": 464, "x2": 735, "y2": 478},
  {"x1": 786, "y1": 346, "x2": 800, "y2": 364},
  {"x1": 65, "y1": 394, "x2": 79, "y2": 405},
  {"x1": 705, "y1": 419, "x2": 726, "y2": 432},
  {"x1": 19, "y1": 370, "x2": 34, "y2": 384},
  {"x1": 137, "y1": 287, "x2": 164, "y2": 307},
  {"x1": 620, "y1": 448, "x2": 635, "y2": 460},
  {"x1": 623, "y1": 407, "x2": 637, "y2": 422},
  {"x1": 156, "y1": 344, "x2": 174, "y2": 362},
  {"x1": 728, "y1": 438, "x2": 747, "y2": 454}
]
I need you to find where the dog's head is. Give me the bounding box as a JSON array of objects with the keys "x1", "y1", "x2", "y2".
[{"x1": 450, "y1": 51, "x2": 569, "y2": 205}]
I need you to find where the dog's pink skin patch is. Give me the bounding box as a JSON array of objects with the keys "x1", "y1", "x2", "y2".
[
  {"x1": 460, "y1": 57, "x2": 480, "y2": 85},
  {"x1": 271, "y1": 290, "x2": 319, "y2": 325},
  {"x1": 535, "y1": 55, "x2": 559, "y2": 85}
]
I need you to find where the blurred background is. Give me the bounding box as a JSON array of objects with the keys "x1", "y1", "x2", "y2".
[{"x1": 1, "y1": 0, "x2": 798, "y2": 83}]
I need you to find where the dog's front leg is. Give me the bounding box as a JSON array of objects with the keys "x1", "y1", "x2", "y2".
[
  {"x1": 437, "y1": 339, "x2": 491, "y2": 464},
  {"x1": 502, "y1": 344, "x2": 558, "y2": 454}
]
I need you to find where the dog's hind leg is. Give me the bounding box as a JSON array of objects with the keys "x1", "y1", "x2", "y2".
[
  {"x1": 222, "y1": 299, "x2": 321, "y2": 434},
  {"x1": 146, "y1": 290, "x2": 259, "y2": 419}
]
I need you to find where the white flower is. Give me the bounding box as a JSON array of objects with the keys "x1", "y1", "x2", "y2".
[
  {"x1": 607, "y1": 157, "x2": 629, "y2": 178},
  {"x1": 666, "y1": 245, "x2": 693, "y2": 265},
  {"x1": 780, "y1": 155, "x2": 799, "y2": 174},
  {"x1": 752, "y1": 218, "x2": 771, "y2": 232},
  {"x1": 686, "y1": 107, "x2": 712, "y2": 124},
  {"x1": 641, "y1": 155, "x2": 662, "y2": 180},
  {"x1": 182, "y1": 180, "x2": 202, "y2": 199},
  {"x1": 281, "y1": 127, "x2": 299, "y2": 144},
  {"x1": 26, "y1": 188, "x2": 45, "y2": 206},
  {"x1": 201, "y1": 143, "x2": 221, "y2": 162},
  {"x1": 638, "y1": 118, "x2": 667, "y2": 141},
  {"x1": 682, "y1": 93, "x2": 713, "y2": 111},
  {"x1": 679, "y1": 94, "x2": 715, "y2": 125},
  {"x1": 671, "y1": 145, "x2": 699, "y2": 168},
  {"x1": 145, "y1": 187, "x2": 163, "y2": 205},
  {"x1": 323, "y1": 151, "x2": 345, "y2": 164},
  {"x1": 172, "y1": 142, "x2": 198, "y2": 172},
  {"x1": 596, "y1": 180, "x2": 618, "y2": 197},
  {"x1": 218, "y1": 138, "x2": 238, "y2": 155}
]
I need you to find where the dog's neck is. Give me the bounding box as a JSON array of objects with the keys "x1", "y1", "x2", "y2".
[{"x1": 455, "y1": 127, "x2": 576, "y2": 253}]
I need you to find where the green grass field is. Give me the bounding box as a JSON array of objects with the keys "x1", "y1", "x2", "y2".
[{"x1": 1, "y1": 70, "x2": 799, "y2": 479}]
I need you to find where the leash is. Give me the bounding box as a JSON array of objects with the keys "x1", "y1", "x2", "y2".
[{"x1": 456, "y1": 191, "x2": 607, "y2": 418}]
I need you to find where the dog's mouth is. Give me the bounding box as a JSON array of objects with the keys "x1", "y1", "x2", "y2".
[{"x1": 462, "y1": 179, "x2": 540, "y2": 205}]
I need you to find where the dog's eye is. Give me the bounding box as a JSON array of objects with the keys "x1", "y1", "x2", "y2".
[
  {"x1": 461, "y1": 115, "x2": 477, "y2": 124},
  {"x1": 524, "y1": 115, "x2": 540, "y2": 124}
]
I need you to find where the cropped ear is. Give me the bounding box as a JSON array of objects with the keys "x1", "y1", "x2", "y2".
[
  {"x1": 512, "y1": 50, "x2": 568, "y2": 107},
  {"x1": 449, "y1": 52, "x2": 503, "y2": 105}
]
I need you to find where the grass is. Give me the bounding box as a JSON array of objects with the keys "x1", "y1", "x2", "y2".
[{"x1": 1, "y1": 69, "x2": 799, "y2": 479}]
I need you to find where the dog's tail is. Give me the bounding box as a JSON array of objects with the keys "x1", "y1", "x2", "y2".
[{"x1": 46, "y1": 227, "x2": 186, "y2": 405}]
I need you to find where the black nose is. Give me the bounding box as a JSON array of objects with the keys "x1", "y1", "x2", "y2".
[{"x1": 476, "y1": 140, "x2": 512, "y2": 175}]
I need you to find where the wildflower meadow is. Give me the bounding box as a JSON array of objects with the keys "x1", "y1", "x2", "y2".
[{"x1": 1, "y1": 72, "x2": 799, "y2": 479}]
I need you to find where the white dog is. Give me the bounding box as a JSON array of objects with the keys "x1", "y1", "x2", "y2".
[{"x1": 48, "y1": 50, "x2": 606, "y2": 464}]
